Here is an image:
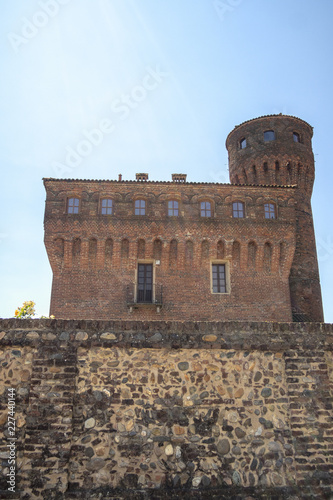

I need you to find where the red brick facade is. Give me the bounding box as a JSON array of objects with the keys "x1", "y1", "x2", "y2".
[
  {"x1": 43, "y1": 115, "x2": 323, "y2": 322},
  {"x1": 226, "y1": 114, "x2": 323, "y2": 321}
]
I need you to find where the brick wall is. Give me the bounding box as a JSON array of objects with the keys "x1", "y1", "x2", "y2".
[
  {"x1": 44, "y1": 180, "x2": 297, "y2": 322},
  {"x1": 226, "y1": 114, "x2": 323, "y2": 321},
  {"x1": 0, "y1": 319, "x2": 332, "y2": 499}
]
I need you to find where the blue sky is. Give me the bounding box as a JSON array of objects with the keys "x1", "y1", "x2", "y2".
[{"x1": 0, "y1": 0, "x2": 332, "y2": 321}]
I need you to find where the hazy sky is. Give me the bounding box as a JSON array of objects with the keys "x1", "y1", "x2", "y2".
[{"x1": 1, "y1": 0, "x2": 332, "y2": 321}]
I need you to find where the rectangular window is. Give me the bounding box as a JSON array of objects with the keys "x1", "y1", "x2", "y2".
[
  {"x1": 264, "y1": 130, "x2": 275, "y2": 141},
  {"x1": 101, "y1": 199, "x2": 112, "y2": 215},
  {"x1": 67, "y1": 197, "x2": 79, "y2": 214},
  {"x1": 201, "y1": 201, "x2": 211, "y2": 217},
  {"x1": 212, "y1": 264, "x2": 226, "y2": 293},
  {"x1": 168, "y1": 200, "x2": 179, "y2": 216},
  {"x1": 135, "y1": 199, "x2": 146, "y2": 215},
  {"x1": 264, "y1": 203, "x2": 276, "y2": 219},
  {"x1": 232, "y1": 201, "x2": 244, "y2": 218},
  {"x1": 137, "y1": 264, "x2": 153, "y2": 302}
]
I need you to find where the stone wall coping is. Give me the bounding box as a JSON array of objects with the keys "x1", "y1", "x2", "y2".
[{"x1": 0, "y1": 319, "x2": 332, "y2": 350}]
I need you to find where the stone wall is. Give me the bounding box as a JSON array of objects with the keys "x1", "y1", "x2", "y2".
[{"x1": 0, "y1": 319, "x2": 332, "y2": 499}]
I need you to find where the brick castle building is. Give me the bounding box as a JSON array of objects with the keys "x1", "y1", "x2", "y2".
[
  {"x1": 43, "y1": 114, "x2": 324, "y2": 322},
  {"x1": 0, "y1": 115, "x2": 331, "y2": 500}
]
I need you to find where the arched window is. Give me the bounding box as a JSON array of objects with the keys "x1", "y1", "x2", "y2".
[
  {"x1": 72, "y1": 238, "x2": 81, "y2": 266},
  {"x1": 105, "y1": 239, "x2": 113, "y2": 267},
  {"x1": 217, "y1": 240, "x2": 224, "y2": 259},
  {"x1": 101, "y1": 198, "x2": 113, "y2": 215},
  {"x1": 54, "y1": 238, "x2": 65, "y2": 269},
  {"x1": 232, "y1": 241, "x2": 240, "y2": 266},
  {"x1": 293, "y1": 132, "x2": 300, "y2": 143},
  {"x1": 201, "y1": 240, "x2": 210, "y2": 262},
  {"x1": 248, "y1": 241, "x2": 257, "y2": 268},
  {"x1": 240, "y1": 138, "x2": 246, "y2": 149},
  {"x1": 169, "y1": 239, "x2": 178, "y2": 267},
  {"x1": 121, "y1": 239, "x2": 129, "y2": 260},
  {"x1": 67, "y1": 197, "x2": 79, "y2": 214},
  {"x1": 137, "y1": 239, "x2": 145, "y2": 259},
  {"x1": 232, "y1": 201, "x2": 245, "y2": 218},
  {"x1": 168, "y1": 200, "x2": 179, "y2": 216},
  {"x1": 153, "y1": 239, "x2": 162, "y2": 260},
  {"x1": 275, "y1": 161, "x2": 280, "y2": 183},
  {"x1": 200, "y1": 201, "x2": 212, "y2": 217},
  {"x1": 54, "y1": 238, "x2": 64, "y2": 259},
  {"x1": 279, "y1": 241, "x2": 286, "y2": 273},
  {"x1": 135, "y1": 199, "x2": 146, "y2": 215},
  {"x1": 185, "y1": 240, "x2": 194, "y2": 265},
  {"x1": 263, "y1": 242, "x2": 272, "y2": 273},
  {"x1": 264, "y1": 203, "x2": 276, "y2": 219},
  {"x1": 264, "y1": 130, "x2": 275, "y2": 142},
  {"x1": 89, "y1": 238, "x2": 97, "y2": 267}
]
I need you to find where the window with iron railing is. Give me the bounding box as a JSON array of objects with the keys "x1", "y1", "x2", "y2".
[{"x1": 137, "y1": 263, "x2": 153, "y2": 303}]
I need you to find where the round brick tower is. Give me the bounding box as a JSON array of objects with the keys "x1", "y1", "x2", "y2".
[{"x1": 226, "y1": 114, "x2": 324, "y2": 321}]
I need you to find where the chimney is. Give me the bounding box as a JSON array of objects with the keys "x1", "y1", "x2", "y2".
[
  {"x1": 118, "y1": 174, "x2": 122, "y2": 181},
  {"x1": 136, "y1": 173, "x2": 149, "y2": 181},
  {"x1": 172, "y1": 173, "x2": 187, "y2": 183}
]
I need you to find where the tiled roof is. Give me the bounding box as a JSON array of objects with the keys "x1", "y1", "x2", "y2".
[
  {"x1": 42, "y1": 178, "x2": 297, "y2": 189},
  {"x1": 230, "y1": 113, "x2": 313, "y2": 132}
]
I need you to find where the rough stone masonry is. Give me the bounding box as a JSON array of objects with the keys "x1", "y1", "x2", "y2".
[{"x1": 0, "y1": 319, "x2": 332, "y2": 499}]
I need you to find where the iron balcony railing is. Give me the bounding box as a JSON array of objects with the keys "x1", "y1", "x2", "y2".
[{"x1": 126, "y1": 284, "x2": 163, "y2": 311}]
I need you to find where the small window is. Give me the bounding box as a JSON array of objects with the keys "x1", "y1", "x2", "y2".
[
  {"x1": 293, "y1": 132, "x2": 300, "y2": 143},
  {"x1": 201, "y1": 201, "x2": 212, "y2": 217},
  {"x1": 67, "y1": 197, "x2": 79, "y2": 214},
  {"x1": 240, "y1": 138, "x2": 246, "y2": 149},
  {"x1": 212, "y1": 264, "x2": 226, "y2": 293},
  {"x1": 101, "y1": 199, "x2": 112, "y2": 215},
  {"x1": 264, "y1": 203, "x2": 276, "y2": 219},
  {"x1": 168, "y1": 200, "x2": 179, "y2": 216},
  {"x1": 135, "y1": 199, "x2": 146, "y2": 215},
  {"x1": 233, "y1": 201, "x2": 245, "y2": 218},
  {"x1": 264, "y1": 130, "x2": 275, "y2": 142}
]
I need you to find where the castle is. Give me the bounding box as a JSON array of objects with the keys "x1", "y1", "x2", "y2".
[
  {"x1": 44, "y1": 114, "x2": 324, "y2": 322},
  {"x1": 1, "y1": 115, "x2": 331, "y2": 499}
]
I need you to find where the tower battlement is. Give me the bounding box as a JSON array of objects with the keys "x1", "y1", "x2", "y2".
[{"x1": 226, "y1": 114, "x2": 314, "y2": 192}]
